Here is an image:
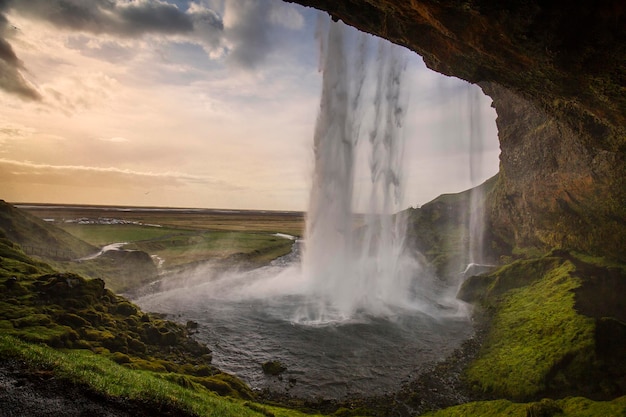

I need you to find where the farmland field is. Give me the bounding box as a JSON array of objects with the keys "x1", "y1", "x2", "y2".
[{"x1": 19, "y1": 204, "x2": 305, "y2": 290}]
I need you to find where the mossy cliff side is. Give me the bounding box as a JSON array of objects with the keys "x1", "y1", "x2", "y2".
[
  {"x1": 288, "y1": 0, "x2": 626, "y2": 260},
  {"x1": 404, "y1": 175, "x2": 500, "y2": 279},
  {"x1": 0, "y1": 230, "x2": 252, "y2": 400},
  {"x1": 455, "y1": 251, "x2": 626, "y2": 409}
]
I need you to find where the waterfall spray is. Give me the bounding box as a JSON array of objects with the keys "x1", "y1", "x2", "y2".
[{"x1": 299, "y1": 18, "x2": 424, "y2": 323}]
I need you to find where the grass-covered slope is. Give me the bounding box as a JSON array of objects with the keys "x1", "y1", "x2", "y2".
[
  {"x1": 404, "y1": 175, "x2": 500, "y2": 280},
  {"x1": 0, "y1": 200, "x2": 96, "y2": 259},
  {"x1": 459, "y1": 251, "x2": 626, "y2": 401},
  {"x1": 419, "y1": 251, "x2": 626, "y2": 416},
  {"x1": 0, "y1": 201, "x2": 159, "y2": 293},
  {"x1": 0, "y1": 232, "x2": 254, "y2": 399},
  {"x1": 0, "y1": 335, "x2": 324, "y2": 417},
  {"x1": 423, "y1": 396, "x2": 626, "y2": 417}
]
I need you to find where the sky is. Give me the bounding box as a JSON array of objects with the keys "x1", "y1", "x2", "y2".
[{"x1": 0, "y1": 0, "x2": 500, "y2": 212}]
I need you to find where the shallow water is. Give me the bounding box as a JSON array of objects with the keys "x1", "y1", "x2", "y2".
[{"x1": 134, "y1": 255, "x2": 473, "y2": 399}]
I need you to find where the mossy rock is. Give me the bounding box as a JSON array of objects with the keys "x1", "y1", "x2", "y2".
[
  {"x1": 110, "y1": 351, "x2": 132, "y2": 364},
  {"x1": 11, "y1": 313, "x2": 52, "y2": 328},
  {"x1": 525, "y1": 399, "x2": 562, "y2": 417},
  {"x1": 17, "y1": 324, "x2": 79, "y2": 347},
  {"x1": 458, "y1": 256, "x2": 561, "y2": 304},
  {"x1": 464, "y1": 254, "x2": 602, "y2": 399},
  {"x1": 262, "y1": 360, "x2": 287, "y2": 376},
  {"x1": 57, "y1": 313, "x2": 90, "y2": 328},
  {"x1": 127, "y1": 337, "x2": 147, "y2": 354},
  {"x1": 124, "y1": 357, "x2": 167, "y2": 373},
  {"x1": 113, "y1": 301, "x2": 138, "y2": 317},
  {"x1": 191, "y1": 373, "x2": 254, "y2": 400}
]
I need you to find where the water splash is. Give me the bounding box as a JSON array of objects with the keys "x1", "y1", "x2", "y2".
[{"x1": 298, "y1": 19, "x2": 436, "y2": 323}]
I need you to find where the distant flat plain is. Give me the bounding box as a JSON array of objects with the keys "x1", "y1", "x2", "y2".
[{"x1": 19, "y1": 203, "x2": 305, "y2": 271}]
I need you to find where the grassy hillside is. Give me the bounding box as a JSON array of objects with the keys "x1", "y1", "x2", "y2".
[
  {"x1": 0, "y1": 200, "x2": 96, "y2": 259},
  {"x1": 404, "y1": 175, "x2": 499, "y2": 280}
]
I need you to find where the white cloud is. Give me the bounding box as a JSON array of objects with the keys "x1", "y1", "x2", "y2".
[
  {"x1": 269, "y1": 4, "x2": 305, "y2": 30},
  {"x1": 0, "y1": 157, "x2": 250, "y2": 194},
  {"x1": 99, "y1": 136, "x2": 129, "y2": 143}
]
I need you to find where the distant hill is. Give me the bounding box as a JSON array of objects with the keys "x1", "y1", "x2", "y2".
[
  {"x1": 0, "y1": 200, "x2": 96, "y2": 259},
  {"x1": 0, "y1": 201, "x2": 157, "y2": 293},
  {"x1": 404, "y1": 175, "x2": 500, "y2": 280}
]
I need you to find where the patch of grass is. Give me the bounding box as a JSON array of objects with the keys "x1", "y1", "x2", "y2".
[
  {"x1": 0, "y1": 201, "x2": 96, "y2": 259},
  {"x1": 0, "y1": 334, "x2": 315, "y2": 417},
  {"x1": 23, "y1": 205, "x2": 305, "y2": 237},
  {"x1": 59, "y1": 224, "x2": 190, "y2": 246},
  {"x1": 422, "y1": 399, "x2": 526, "y2": 416},
  {"x1": 422, "y1": 396, "x2": 626, "y2": 417},
  {"x1": 464, "y1": 256, "x2": 597, "y2": 399},
  {"x1": 132, "y1": 231, "x2": 294, "y2": 268},
  {"x1": 60, "y1": 223, "x2": 294, "y2": 271}
]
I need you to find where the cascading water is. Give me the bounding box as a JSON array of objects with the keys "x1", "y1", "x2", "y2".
[
  {"x1": 467, "y1": 85, "x2": 485, "y2": 266},
  {"x1": 460, "y1": 85, "x2": 495, "y2": 280},
  {"x1": 298, "y1": 18, "x2": 434, "y2": 323}
]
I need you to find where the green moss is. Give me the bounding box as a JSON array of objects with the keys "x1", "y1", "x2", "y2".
[
  {"x1": 458, "y1": 256, "x2": 561, "y2": 304},
  {"x1": 423, "y1": 396, "x2": 626, "y2": 417},
  {"x1": 262, "y1": 360, "x2": 287, "y2": 376},
  {"x1": 0, "y1": 334, "x2": 271, "y2": 417},
  {"x1": 110, "y1": 351, "x2": 132, "y2": 364},
  {"x1": 558, "y1": 395, "x2": 626, "y2": 416},
  {"x1": 13, "y1": 324, "x2": 79, "y2": 347},
  {"x1": 422, "y1": 399, "x2": 526, "y2": 416},
  {"x1": 465, "y1": 257, "x2": 597, "y2": 399},
  {"x1": 125, "y1": 357, "x2": 168, "y2": 373}
]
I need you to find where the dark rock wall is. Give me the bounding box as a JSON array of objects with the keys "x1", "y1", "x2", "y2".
[
  {"x1": 483, "y1": 82, "x2": 626, "y2": 259},
  {"x1": 288, "y1": 0, "x2": 626, "y2": 259}
]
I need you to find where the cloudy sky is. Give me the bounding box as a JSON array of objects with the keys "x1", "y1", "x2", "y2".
[{"x1": 0, "y1": 0, "x2": 499, "y2": 211}]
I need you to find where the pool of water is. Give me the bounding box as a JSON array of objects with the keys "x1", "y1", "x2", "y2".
[{"x1": 134, "y1": 257, "x2": 473, "y2": 399}]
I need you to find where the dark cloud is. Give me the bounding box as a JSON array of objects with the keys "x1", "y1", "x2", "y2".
[
  {"x1": 6, "y1": 0, "x2": 222, "y2": 37},
  {"x1": 224, "y1": 0, "x2": 308, "y2": 70},
  {"x1": 0, "y1": 0, "x2": 304, "y2": 99},
  {"x1": 0, "y1": 14, "x2": 41, "y2": 100},
  {"x1": 0, "y1": 0, "x2": 225, "y2": 99},
  {"x1": 118, "y1": 1, "x2": 195, "y2": 35},
  {"x1": 226, "y1": 0, "x2": 274, "y2": 69}
]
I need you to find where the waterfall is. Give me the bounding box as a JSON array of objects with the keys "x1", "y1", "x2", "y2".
[
  {"x1": 299, "y1": 18, "x2": 426, "y2": 323},
  {"x1": 467, "y1": 85, "x2": 485, "y2": 265}
]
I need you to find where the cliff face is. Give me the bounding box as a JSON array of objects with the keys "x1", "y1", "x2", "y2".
[
  {"x1": 288, "y1": 0, "x2": 626, "y2": 259},
  {"x1": 484, "y1": 82, "x2": 626, "y2": 259}
]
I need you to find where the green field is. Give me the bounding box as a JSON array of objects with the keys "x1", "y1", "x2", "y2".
[
  {"x1": 20, "y1": 206, "x2": 304, "y2": 268},
  {"x1": 19, "y1": 205, "x2": 305, "y2": 292}
]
